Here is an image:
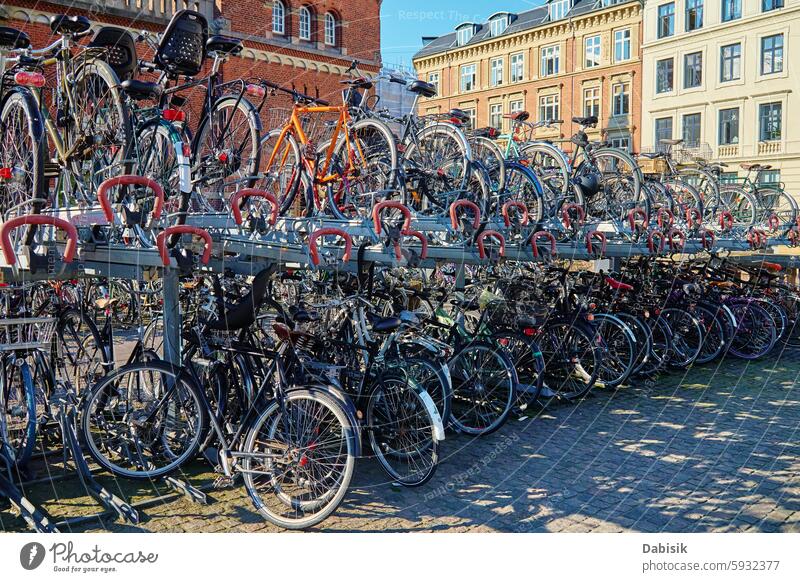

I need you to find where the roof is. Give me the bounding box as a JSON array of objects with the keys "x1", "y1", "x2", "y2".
[{"x1": 412, "y1": 0, "x2": 637, "y2": 60}]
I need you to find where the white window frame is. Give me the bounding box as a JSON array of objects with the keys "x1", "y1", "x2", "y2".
[
  {"x1": 428, "y1": 72, "x2": 440, "y2": 95},
  {"x1": 511, "y1": 53, "x2": 525, "y2": 82},
  {"x1": 489, "y1": 16, "x2": 509, "y2": 37},
  {"x1": 539, "y1": 94, "x2": 560, "y2": 123},
  {"x1": 298, "y1": 7, "x2": 312, "y2": 41},
  {"x1": 549, "y1": 0, "x2": 570, "y2": 21},
  {"x1": 490, "y1": 103, "x2": 504, "y2": 130},
  {"x1": 324, "y1": 12, "x2": 337, "y2": 46},
  {"x1": 510, "y1": 99, "x2": 524, "y2": 115},
  {"x1": 460, "y1": 64, "x2": 477, "y2": 93},
  {"x1": 541, "y1": 45, "x2": 560, "y2": 77},
  {"x1": 612, "y1": 82, "x2": 629, "y2": 116},
  {"x1": 614, "y1": 29, "x2": 631, "y2": 62},
  {"x1": 273, "y1": 0, "x2": 286, "y2": 35},
  {"x1": 490, "y1": 57, "x2": 504, "y2": 87},
  {"x1": 583, "y1": 87, "x2": 600, "y2": 119},
  {"x1": 457, "y1": 26, "x2": 474, "y2": 47},
  {"x1": 585, "y1": 35, "x2": 601, "y2": 68}
]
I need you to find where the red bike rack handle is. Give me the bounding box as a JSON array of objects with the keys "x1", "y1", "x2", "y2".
[
  {"x1": 747, "y1": 228, "x2": 768, "y2": 250},
  {"x1": 648, "y1": 230, "x2": 666, "y2": 254},
  {"x1": 372, "y1": 201, "x2": 412, "y2": 235},
  {"x1": 308, "y1": 228, "x2": 353, "y2": 266},
  {"x1": 97, "y1": 175, "x2": 165, "y2": 222},
  {"x1": 685, "y1": 207, "x2": 702, "y2": 228},
  {"x1": 1, "y1": 215, "x2": 78, "y2": 266},
  {"x1": 156, "y1": 226, "x2": 213, "y2": 266},
  {"x1": 700, "y1": 228, "x2": 716, "y2": 251},
  {"x1": 585, "y1": 230, "x2": 607, "y2": 257},
  {"x1": 449, "y1": 200, "x2": 481, "y2": 231},
  {"x1": 627, "y1": 208, "x2": 648, "y2": 231},
  {"x1": 230, "y1": 189, "x2": 279, "y2": 226},
  {"x1": 401, "y1": 230, "x2": 428, "y2": 260},
  {"x1": 502, "y1": 201, "x2": 529, "y2": 227},
  {"x1": 719, "y1": 211, "x2": 734, "y2": 231},
  {"x1": 656, "y1": 207, "x2": 674, "y2": 230},
  {"x1": 767, "y1": 213, "x2": 780, "y2": 230},
  {"x1": 476, "y1": 230, "x2": 506, "y2": 260},
  {"x1": 667, "y1": 228, "x2": 686, "y2": 252},
  {"x1": 562, "y1": 203, "x2": 586, "y2": 229},
  {"x1": 531, "y1": 230, "x2": 557, "y2": 258}
]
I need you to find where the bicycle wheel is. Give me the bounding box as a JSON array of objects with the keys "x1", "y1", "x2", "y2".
[
  {"x1": 640, "y1": 315, "x2": 673, "y2": 376},
  {"x1": 492, "y1": 331, "x2": 544, "y2": 404},
  {"x1": 393, "y1": 355, "x2": 452, "y2": 427},
  {"x1": 594, "y1": 313, "x2": 636, "y2": 388},
  {"x1": 538, "y1": 321, "x2": 599, "y2": 400},
  {"x1": 80, "y1": 360, "x2": 206, "y2": 479},
  {"x1": 193, "y1": 94, "x2": 261, "y2": 205},
  {"x1": 615, "y1": 312, "x2": 653, "y2": 376},
  {"x1": 587, "y1": 148, "x2": 645, "y2": 221},
  {"x1": 55, "y1": 308, "x2": 108, "y2": 397},
  {"x1": 717, "y1": 185, "x2": 757, "y2": 228},
  {"x1": 692, "y1": 304, "x2": 727, "y2": 364},
  {"x1": 0, "y1": 354, "x2": 37, "y2": 467},
  {"x1": 757, "y1": 186, "x2": 798, "y2": 230},
  {"x1": 726, "y1": 300, "x2": 777, "y2": 360},
  {"x1": 0, "y1": 89, "x2": 45, "y2": 216},
  {"x1": 259, "y1": 129, "x2": 302, "y2": 215},
  {"x1": 448, "y1": 340, "x2": 516, "y2": 435},
  {"x1": 470, "y1": 135, "x2": 506, "y2": 193},
  {"x1": 520, "y1": 142, "x2": 570, "y2": 215},
  {"x1": 497, "y1": 162, "x2": 544, "y2": 229},
  {"x1": 242, "y1": 387, "x2": 356, "y2": 529},
  {"x1": 662, "y1": 179, "x2": 703, "y2": 219},
  {"x1": 660, "y1": 308, "x2": 703, "y2": 368}
]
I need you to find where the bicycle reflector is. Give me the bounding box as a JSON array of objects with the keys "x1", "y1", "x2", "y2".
[
  {"x1": 246, "y1": 84, "x2": 266, "y2": 99},
  {"x1": 162, "y1": 109, "x2": 186, "y2": 123},
  {"x1": 0, "y1": 168, "x2": 12, "y2": 180},
  {"x1": 14, "y1": 71, "x2": 46, "y2": 88}
]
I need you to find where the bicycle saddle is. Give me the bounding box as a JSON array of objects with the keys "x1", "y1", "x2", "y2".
[
  {"x1": 341, "y1": 77, "x2": 373, "y2": 90},
  {"x1": 504, "y1": 111, "x2": 530, "y2": 122},
  {"x1": 740, "y1": 163, "x2": 761, "y2": 171},
  {"x1": 49, "y1": 15, "x2": 92, "y2": 36},
  {"x1": 572, "y1": 115, "x2": 598, "y2": 127},
  {"x1": 367, "y1": 313, "x2": 403, "y2": 333},
  {"x1": 0, "y1": 27, "x2": 30, "y2": 50},
  {"x1": 94, "y1": 297, "x2": 120, "y2": 310},
  {"x1": 449, "y1": 109, "x2": 470, "y2": 123},
  {"x1": 120, "y1": 79, "x2": 163, "y2": 101},
  {"x1": 605, "y1": 277, "x2": 634, "y2": 292},
  {"x1": 639, "y1": 152, "x2": 665, "y2": 159},
  {"x1": 659, "y1": 138, "x2": 683, "y2": 146},
  {"x1": 205, "y1": 269, "x2": 271, "y2": 332},
  {"x1": 205, "y1": 35, "x2": 242, "y2": 56},
  {"x1": 407, "y1": 80, "x2": 437, "y2": 98}
]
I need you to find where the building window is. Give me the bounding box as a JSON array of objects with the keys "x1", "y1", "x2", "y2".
[
  {"x1": 549, "y1": 0, "x2": 570, "y2": 21},
  {"x1": 759, "y1": 102, "x2": 782, "y2": 141},
  {"x1": 684, "y1": 52, "x2": 702, "y2": 88},
  {"x1": 658, "y1": 3, "x2": 675, "y2": 38},
  {"x1": 585, "y1": 35, "x2": 601, "y2": 68},
  {"x1": 298, "y1": 7, "x2": 312, "y2": 40},
  {"x1": 456, "y1": 25, "x2": 474, "y2": 46},
  {"x1": 614, "y1": 29, "x2": 631, "y2": 62},
  {"x1": 720, "y1": 172, "x2": 738, "y2": 183},
  {"x1": 511, "y1": 53, "x2": 525, "y2": 82},
  {"x1": 510, "y1": 100, "x2": 524, "y2": 115},
  {"x1": 611, "y1": 136, "x2": 631, "y2": 151},
  {"x1": 656, "y1": 58, "x2": 674, "y2": 93},
  {"x1": 272, "y1": 0, "x2": 285, "y2": 35},
  {"x1": 460, "y1": 64, "x2": 476, "y2": 92},
  {"x1": 490, "y1": 104, "x2": 503, "y2": 130},
  {"x1": 489, "y1": 15, "x2": 509, "y2": 37},
  {"x1": 324, "y1": 12, "x2": 337, "y2": 46},
  {"x1": 759, "y1": 169, "x2": 780, "y2": 184},
  {"x1": 720, "y1": 43, "x2": 741, "y2": 82},
  {"x1": 682, "y1": 113, "x2": 702, "y2": 146},
  {"x1": 463, "y1": 108, "x2": 477, "y2": 130},
  {"x1": 612, "y1": 82, "x2": 630, "y2": 116},
  {"x1": 686, "y1": 0, "x2": 703, "y2": 32},
  {"x1": 761, "y1": 34, "x2": 784, "y2": 75},
  {"x1": 541, "y1": 45, "x2": 560, "y2": 77},
  {"x1": 428, "y1": 72, "x2": 439, "y2": 95},
  {"x1": 722, "y1": 0, "x2": 741, "y2": 21},
  {"x1": 655, "y1": 117, "x2": 674, "y2": 146},
  {"x1": 763, "y1": 0, "x2": 784, "y2": 12},
  {"x1": 490, "y1": 57, "x2": 504, "y2": 87},
  {"x1": 718, "y1": 108, "x2": 739, "y2": 145},
  {"x1": 584, "y1": 87, "x2": 600, "y2": 119},
  {"x1": 539, "y1": 94, "x2": 560, "y2": 123}
]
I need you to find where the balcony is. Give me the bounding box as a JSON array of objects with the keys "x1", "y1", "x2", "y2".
[
  {"x1": 758, "y1": 141, "x2": 782, "y2": 156},
  {"x1": 67, "y1": 1, "x2": 216, "y2": 24},
  {"x1": 717, "y1": 145, "x2": 739, "y2": 158}
]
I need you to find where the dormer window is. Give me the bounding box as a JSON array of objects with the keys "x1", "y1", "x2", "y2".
[
  {"x1": 456, "y1": 23, "x2": 476, "y2": 46},
  {"x1": 549, "y1": 0, "x2": 571, "y2": 21},
  {"x1": 488, "y1": 13, "x2": 511, "y2": 37}
]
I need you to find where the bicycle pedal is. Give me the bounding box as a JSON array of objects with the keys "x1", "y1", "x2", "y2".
[{"x1": 212, "y1": 475, "x2": 234, "y2": 489}]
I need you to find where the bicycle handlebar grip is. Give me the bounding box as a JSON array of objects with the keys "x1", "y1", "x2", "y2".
[
  {"x1": 719, "y1": 211, "x2": 734, "y2": 231},
  {"x1": 585, "y1": 230, "x2": 606, "y2": 257},
  {"x1": 97, "y1": 175, "x2": 165, "y2": 222},
  {"x1": 476, "y1": 230, "x2": 505, "y2": 260},
  {"x1": 230, "y1": 189, "x2": 279, "y2": 226},
  {"x1": 308, "y1": 228, "x2": 353, "y2": 266},
  {"x1": 0, "y1": 215, "x2": 78, "y2": 266},
  {"x1": 648, "y1": 230, "x2": 666, "y2": 255},
  {"x1": 531, "y1": 231, "x2": 557, "y2": 259},
  {"x1": 156, "y1": 226, "x2": 212, "y2": 266},
  {"x1": 561, "y1": 203, "x2": 585, "y2": 228},
  {"x1": 502, "y1": 201, "x2": 529, "y2": 227},
  {"x1": 656, "y1": 207, "x2": 674, "y2": 230},
  {"x1": 667, "y1": 228, "x2": 686, "y2": 252},
  {"x1": 372, "y1": 200, "x2": 412, "y2": 235},
  {"x1": 700, "y1": 228, "x2": 716, "y2": 251},
  {"x1": 449, "y1": 200, "x2": 481, "y2": 231},
  {"x1": 685, "y1": 207, "x2": 702, "y2": 228},
  {"x1": 627, "y1": 208, "x2": 648, "y2": 231},
  {"x1": 401, "y1": 230, "x2": 428, "y2": 260}
]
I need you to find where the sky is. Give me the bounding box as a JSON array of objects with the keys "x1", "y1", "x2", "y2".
[{"x1": 380, "y1": 0, "x2": 546, "y2": 70}]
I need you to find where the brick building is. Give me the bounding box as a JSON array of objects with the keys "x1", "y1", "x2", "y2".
[
  {"x1": 412, "y1": 0, "x2": 643, "y2": 153},
  {"x1": 0, "y1": 0, "x2": 382, "y2": 122}
]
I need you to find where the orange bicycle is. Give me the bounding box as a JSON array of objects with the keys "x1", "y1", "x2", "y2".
[{"x1": 256, "y1": 80, "x2": 397, "y2": 219}]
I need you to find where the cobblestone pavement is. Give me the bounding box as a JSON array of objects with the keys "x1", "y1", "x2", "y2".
[{"x1": 3, "y1": 346, "x2": 799, "y2": 533}]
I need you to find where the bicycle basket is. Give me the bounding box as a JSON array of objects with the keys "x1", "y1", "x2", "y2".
[
  {"x1": 155, "y1": 10, "x2": 208, "y2": 78},
  {"x1": 88, "y1": 26, "x2": 137, "y2": 81},
  {"x1": 0, "y1": 317, "x2": 57, "y2": 352},
  {"x1": 267, "y1": 108, "x2": 292, "y2": 131}
]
